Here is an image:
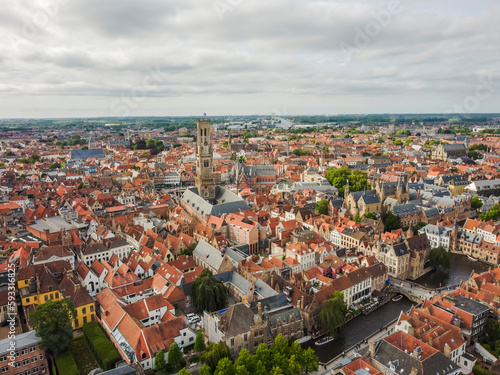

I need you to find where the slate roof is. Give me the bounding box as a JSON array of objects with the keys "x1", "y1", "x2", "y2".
[
  {"x1": 392, "y1": 203, "x2": 420, "y2": 216},
  {"x1": 193, "y1": 240, "x2": 225, "y2": 271},
  {"x1": 70, "y1": 149, "x2": 106, "y2": 160},
  {"x1": 182, "y1": 186, "x2": 250, "y2": 217}
]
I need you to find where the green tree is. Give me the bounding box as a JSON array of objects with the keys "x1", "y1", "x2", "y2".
[
  {"x1": 202, "y1": 341, "x2": 230, "y2": 372},
  {"x1": 222, "y1": 140, "x2": 229, "y2": 148},
  {"x1": 199, "y1": 364, "x2": 212, "y2": 375},
  {"x1": 235, "y1": 349, "x2": 254, "y2": 373},
  {"x1": 254, "y1": 343, "x2": 272, "y2": 370},
  {"x1": 214, "y1": 357, "x2": 234, "y2": 375},
  {"x1": 178, "y1": 368, "x2": 191, "y2": 375},
  {"x1": 315, "y1": 199, "x2": 329, "y2": 215},
  {"x1": 471, "y1": 196, "x2": 483, "y2": 211},
  {"x1": 384, "y1": 211, "x2": 401, "y2": 232},
  {"x1": 353, "y1": 214, "x2": 361, "y2": 223},
  {"x1": 270, "y1": 367, "x2": 283, "y2": 375},
  {"x1": 154, "y1": 349, "x2": 166, "y2": 372},
  {"x1": 29, "y1": 299, "x2": 76, "y2": 355},
  {"x1": 194, "y1": 331, "x2": 206, "y2": 353},
  {"x1": 192, "y1": 269, "x2": 228, "y2": 312},
  {"x1": 167, "y1": 342, "x2": 182, "y2": 366},
  {"x1": 480, "y1": 203, "x2": 500, "y2": 221},
  {"x1": 429, "y1": 246, "x2": 451, "y2": 274},
  {"x1": 363, "y1": 212, "x2": 377, "y2": 220},
  {"x1": 181, "y1": 241, "x2": 198, "y2": 257},
  {"x1": 301, "y1": 348, "x2": 319, "y2": 373},
  {"x1": 319, "y1": 291, "x2": 348, "y2": 335}
]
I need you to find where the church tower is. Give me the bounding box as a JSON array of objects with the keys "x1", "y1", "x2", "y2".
[{"x1": 195, "y1": 119, "x2": 216, "y2": 200}]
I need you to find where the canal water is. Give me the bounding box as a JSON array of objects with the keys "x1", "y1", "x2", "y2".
[
  {"x1": 414, "y1": 253, "x2": 489, "y2": 289},
  {"x1": 303, "y1": 296, "x2": 414, "y2": 362}
]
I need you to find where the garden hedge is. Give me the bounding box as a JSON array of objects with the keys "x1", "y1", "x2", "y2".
[
  {"x1": 83, "y1": 321, "x2": 121, "y2": 370},
  {"x1": 55, "y1": 350, "x2": 79, "y2": 375}
]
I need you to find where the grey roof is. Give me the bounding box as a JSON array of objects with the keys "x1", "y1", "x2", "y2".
[
  {"x1": 249, "y1": 293, "x2": 291, "y2": 314},
  {"x1": 193, "y1": 240, "x2": 225, "y2": 271},
  {"x1": 351, "y1": 190, "x2": 377, "y2": 202},
  {"x1": 29, "y1": 216, "x2": 77, "y2": 233},
  {"x1": 382, "y1": 242, "x2": 409, "y2": 257},
  {"x1": 96, "y1": 365, "x2": 138, "y2": 375},
  {"x1": 392, "y1": 203, "x2": 420, "y2": 216},
  {"x1": 443, "y1": 143, "x2": 466, "y2": 151},
  {"x1": 240, "y1": 164, "x2": 275, "y2": 177},
  {"x1": 70, "y1": 148, "x2": 106, "y2": 160},
  {"x1": 443, "y1": 295, "x2": 490, "y2": 315},
  {"x1": 182, "y1": 186, "x2": 250, "y2": 217},
  {"x1": 214, "y1": 270, "x2": 277, "y2": 300},
  {"x1": 0, "y1": 330, "x2": 41, "y2": 355},
  {"x1": 360, "y1": 194, "x2": 380, "y2": 205},
  {"x1": 82, "y1": 243, "x2": 108, "y2": 255},
  {"x1": 267, "y1": 308, "x2": 302, "y2": 329},
  {"x1": 423, "y1": 207, "x2": 440, "y2": 219},
  {"x1": 373, "y1": 337, "x2": 460, "y2": 375},
  {"x1": 418, "y1": 224, "x2": 451, "y2": 236}
]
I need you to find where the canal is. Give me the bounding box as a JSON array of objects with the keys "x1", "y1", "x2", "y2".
[
  {"x1": 303, "y1": 296, "x2": 415, "y2": 363},
  {"x1": 414, "y1": 253, "x2": 489, "y2": 289}
]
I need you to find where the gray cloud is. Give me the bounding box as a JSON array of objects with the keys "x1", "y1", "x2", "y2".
[{"x1": 1, "y1": 0, "x2": 499, "y2": 117}]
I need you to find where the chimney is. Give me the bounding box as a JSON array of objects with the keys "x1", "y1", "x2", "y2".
[
  {"x1": 258, "y1": 302, "x2": 262, "y2": 319},
  {"x1": 369, "y1": 341, "x2": 376, "y2": 358},
  {"x1": 443, "y1": 343, "x2": 451, "y2": 358},
  {"x1": 300, "y1": 296, "x2": 304, "y2": 310},
  {"x1": 410, "y1": 368, "x2": 418, "y2": 375}
]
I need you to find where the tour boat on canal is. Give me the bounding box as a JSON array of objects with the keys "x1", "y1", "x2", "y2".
[
  {"x1": 392, "y1": 294, "x2": 403, "y2": 302},
  {"x1": 315, "y1": 336, "x2": 334, "y2": 346},
  {"x1": 295, "y1": 335, "x2": 311, "y2": 344}
]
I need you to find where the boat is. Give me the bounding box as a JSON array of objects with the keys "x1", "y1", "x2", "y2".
[
  {"x1": 392, "y1": 295, "x2": 403, "y2": 302},
  {"x1": 315, "y1": 336, "x2": 334, "y2": 346},
  {"x1": 295, "y1": 335, "x2": 312, "y2": 344},
  {"x1": 467, "y1": 255, "x2": 477, "y2": 262}
]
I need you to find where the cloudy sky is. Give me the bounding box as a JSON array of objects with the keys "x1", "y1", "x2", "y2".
[{"x1": 1, "y1": 0, "x2": 499, "y2": 118}]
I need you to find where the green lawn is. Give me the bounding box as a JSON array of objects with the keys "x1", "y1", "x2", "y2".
[{"x1": 71, "y1": 337, "x2": 100, "y2": 375}]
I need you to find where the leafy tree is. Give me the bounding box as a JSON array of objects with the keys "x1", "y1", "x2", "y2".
[
  {"x1": 29, "y1": 299, "x2": 76, "y2": 355},
  {"x1": 384, "y1": 211, "x2": 401, "y2": 232},
  {"x1": 255, "y1": 343, "x2": 272, "y2": 370},
  {"x1": 325, "y1": 167, "x2": 370, "y2": 197},
  {"x1": 49, "y1": 162, "x2": 61, "y2": 170},
  {"x1": 363, "y1": 212, "x2": 377, "y2": 220},
  {"x1": 178, "y1": 368, "x2": 191, "y2": 375},
  {"x1": 471, "y1": 196, "x2": 483, "y2": 210},
  {"x1": 202, "y1": 341, "x2": 230, "y2": 372},
  {"x1": 353, "y1": 214, "x2": 361, "y2": 223},
  {"x1": 167, "y1": 342, "x2": 182, "y2": 366},
  {"x1": 292, "y1": 149, "x2": 311, "y2": 156},
  {"x1": 430, "y1": 246, "x2": 451, "y2": 274},
  {"x1": 194, "y1": 331, "x2": 206, "y2": 353},
  {"x1": 319, "y1": 291, "x2": 348, "y2": 335},
  {"x1": 181, "y1": 241, "x2": 198, "y2": 257},
  {"x1": 192, "y1": 269, "x2": 228, "y2": 312},
  {"x1": 270, "y1": 367, "x2": 284, "y2": 375},
  {"x1": 199, "y1": 364, "x2": 212, "y2": 375},
  {"x1": 214, "y1": 357, "x2": 234, "y2": 375},
  {"x1": 315, "y1": 199, "x2": 328, "y2": 215},
  {"x1": 238, "y1": 156, "x2": 245, "y2": 164},
  {"x1": 154, "y1": 349, "x2": 166, "y2": 372},
  {"x1": 222, "y1": 140, "x2": 229, "y2": 148},
  {"x1": 480, "y1": 203, "x2": 500, "y2": 221},
  {"x1": 301, "y1": 348, "x2": 319, "y2": 373}
]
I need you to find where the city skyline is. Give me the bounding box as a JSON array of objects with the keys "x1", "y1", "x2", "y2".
[{"x1": 2, "y1": 0, "x2": 499, "y2": 118}]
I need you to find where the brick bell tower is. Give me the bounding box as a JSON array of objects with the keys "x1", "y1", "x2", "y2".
[{"x1": 195, "y1": 118, "x2": 216, "y2": 200}]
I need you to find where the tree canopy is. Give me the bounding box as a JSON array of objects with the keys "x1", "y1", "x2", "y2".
[
  {"x1": 480, "y1": 203, "x2": 500, "y2": 221},
  {"x1": 192, "y1": 269, "x2": 228, "y2": 312},
  {"x1": 471, "y1": 196, "x2": 483, "y2": 210},
  {"x1": 201, "y1": 335, "x2": 318, "y2": 375},
  {"x1": 154, "y1": 349, "x2": 166, "y2": 371},
  {"x1": 384, "y1": 211, "x2": 401, "y2": 232},
  {"x1": 194, "y1": 331, "x2": 206, "y2": 352},
  {"x1": 315, "y1": 199, "x2": 328, "y2": 215},
  {"x1": 168, "y1": 342, "x2": 182, "y2": 366},
  {"x1": 29, "y1": 299, "x2": 76, "y2": 355},
  {"x1": 325, "y1": 167, "x2": 370, "y2": 197},
  {"x1": 429, "y1": 246, "x2": 451, "y2": 274},
  {"x1": 320, "y1": 291, "x2": 348, "y2": 335}
]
